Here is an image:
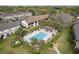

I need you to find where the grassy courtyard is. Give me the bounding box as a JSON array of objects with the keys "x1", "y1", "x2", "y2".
[
  {"x1": 0, "y1": 35, "x2": 57, "y2": 54},
  {"x1": 0, "y1": 35, "x2": 30, "y2": 54},
  {"x1": 0, "y1": 28, "x2": 56, "y2": 54},
  {"x1": 56, "y1": 29, "x2": 76, "y2": 54},
  {"x1": 0, "y1": 27, "x2": 76, "y2": 54}
]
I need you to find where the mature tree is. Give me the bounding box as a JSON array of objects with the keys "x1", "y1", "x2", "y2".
[
  {"x1": 25, "y1": 38, "x2": 48, "y2": 54},
  {"x1": 0, "y1": 6, "x2": 14, "y2": 12}
]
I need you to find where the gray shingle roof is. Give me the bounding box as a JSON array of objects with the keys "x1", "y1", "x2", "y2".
[
  {"x1": 0, "y1": 12, "x2": 31, "y2": 17},
  {"x1": 0, "y1": 19, "x2": 21, "y2": 31},
  {"x1": 24, "y1": 14, "x2": 49, "y2": 24},
  {"x1": 73, "y1": 19, "x2": 79, "y2": 49},
  {"x1": 42, "y1": 26, "x2": 54, "y2": 31},
  {"x1": 75, "y1": 41, "x2": 79, "y2": 49},
  {"x1": 0, "y1": 11, "x2": 32, "y2": 31},
  {"x1": 73, "y1": 20, "x2": 79, "y2": 40}
]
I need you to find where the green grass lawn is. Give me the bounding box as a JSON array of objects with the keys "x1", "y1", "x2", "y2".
[
  {"x1": 0, "y1": 35, "x2": 56, "y2": 54},
  {"x1": 0, "y1": 28, "x2": 76, "y2": 54},
  {"x1": 56, "y1": 29, "x2": 76, "y2": 54},
  {"x1": 0, "y1": 35, "x2": 29, "y2": 54},
  {"x1": 0, "y1": 27, "x2": 57, "y2": 54}
]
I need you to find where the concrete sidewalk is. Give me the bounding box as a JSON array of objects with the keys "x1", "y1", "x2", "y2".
[{"x1": 53, "y1": 45, "x2": 61, "y2": 54}]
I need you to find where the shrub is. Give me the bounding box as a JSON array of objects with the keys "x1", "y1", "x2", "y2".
[
  {"x1": 24, "y1": 38, "x2": 48, "y2": 54},
  {"x1": 11, "y1": 40, "x2": 22, "y2": 48},
  {"x1": 47, "y1": 42, "x2": 53, "y2": 48},
  {"x1": 52, "y1": 32, "x2": 62, "y2": 43}
]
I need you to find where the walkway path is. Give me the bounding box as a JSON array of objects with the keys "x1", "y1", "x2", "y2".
[{"x1": 53, "y1": 44, "x2": 61, "y2": 54}]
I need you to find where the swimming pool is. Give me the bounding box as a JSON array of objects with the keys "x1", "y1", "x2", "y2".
[
  {"x1": 23, "y1": 30, "x2": 52, "y2": 42},
  {"x1": 30, "y1": 32, "x2": 47, "y2": 40}
]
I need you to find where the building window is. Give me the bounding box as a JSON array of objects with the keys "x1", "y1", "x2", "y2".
[
  {"x1": 6, "y1": 33, "x2": 10, "y2": 37},
  {"x1": 0, "y1": 35, "x2": 4, "y2": 40}
]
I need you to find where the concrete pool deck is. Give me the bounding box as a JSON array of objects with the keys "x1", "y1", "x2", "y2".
[{"x1": 23, "y1": 29, "x2": 53, "y2": 42}]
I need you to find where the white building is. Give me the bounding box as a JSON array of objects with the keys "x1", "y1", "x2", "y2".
[
  {"x1": 0, "y1": 12, "x2": 32, "y2": 20},
  {"x1": 0, "y1": 20, "x2": 20, "y2": 39},
  {"x1": 21, "y1": 14, "x2": 49, "y2": 28},
  {"x1": 0, "y1": 11, "x2": 32, "y2": 40}
]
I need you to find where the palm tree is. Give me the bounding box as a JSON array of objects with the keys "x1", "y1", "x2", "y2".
[{"x1": 29, "y1": 38, "x2": 48, "y2": 54}]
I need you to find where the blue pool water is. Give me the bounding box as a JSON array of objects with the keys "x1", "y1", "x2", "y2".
[{"x1": 30, "y1": 32, "x2": 47, "y2": 40}]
